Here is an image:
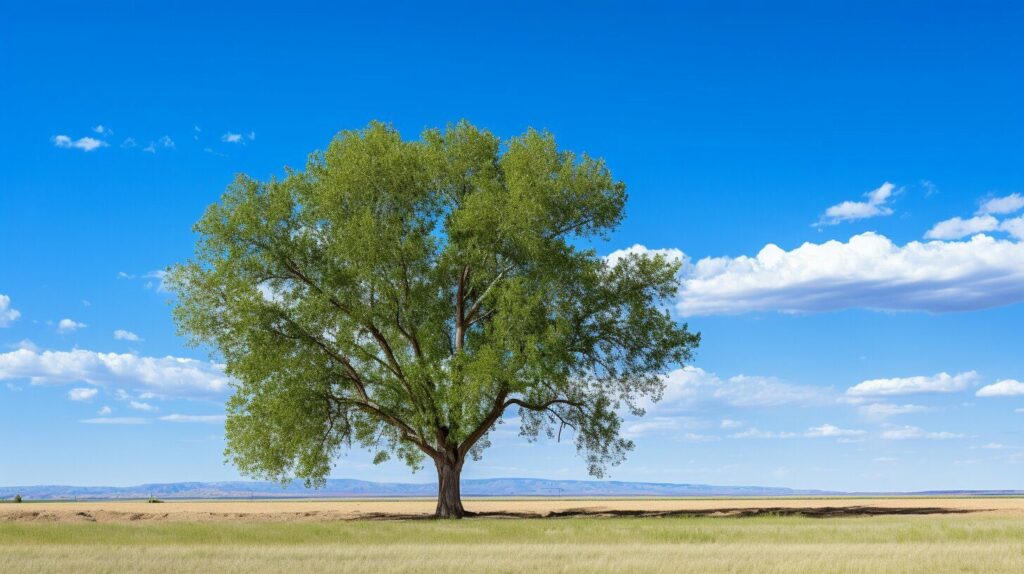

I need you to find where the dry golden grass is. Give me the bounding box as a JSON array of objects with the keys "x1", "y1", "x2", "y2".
[
  {"x1": 4, "y1": 496, "x2": 1023, "y2": 522},
  {"x1": 3, "y1": 499, "x2": 1024, "y2": 573}
]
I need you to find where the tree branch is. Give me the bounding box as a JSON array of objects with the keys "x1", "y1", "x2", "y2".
[
  {"x1": 457, "y1": 389, "x2": 508, "y2": 458},
  {"x1": 464, "y1": 263, "x2": 514, "y2": 325}
]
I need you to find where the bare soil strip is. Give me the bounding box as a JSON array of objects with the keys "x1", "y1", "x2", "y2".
[{"x1": 2, "y1": 497, "x2": 1020, "y2": 523}]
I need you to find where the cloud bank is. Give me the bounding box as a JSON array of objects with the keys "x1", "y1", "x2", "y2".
[
  {"x1": 0, "y1": 349, "x2": 230, "y2": 395},
  {"x1": 846, "y1": 371, "x2": 978, "y2": 396},
  {"x1": 610, "y1": 232, "x2": 1024, "y2": 316}
]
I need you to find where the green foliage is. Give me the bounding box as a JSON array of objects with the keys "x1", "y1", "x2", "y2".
[
  {"x1": 13, "y1": 494, "x2": 22, "y2": 503},
  {"x1": 169, "y1": 121, "x2": 699, "y2": 487}
]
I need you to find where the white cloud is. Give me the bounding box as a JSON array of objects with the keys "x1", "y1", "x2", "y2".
[
  {"x1": 57, "y1": 318, "x2": 86, "y2": 334},
  {"x1": 669, "y1": 233, "x2": 1024, "y2": 316},
  {"x1": 5, "y1": 383, "x2": 21, "y2": 391},
  {"x1": 730, "y1": 428, "x2": 797, "y2": 439},
  {"x1": 857, "y1": 403, "x2": 928, "y2": 420},
  {"x1": 605, "y1": 244, "x2": 684, "y2": 269},
  {"x1": 980, "y1": 443, "x2": 1004, "y2": 450},
  {"x1": 978, "y1": 193, "x2": 1024, "y2": 215},
  {"x1": 804, "y1": 424, "x2": 866, "y2": 438},
  {"x1": 222, "y1": 132, "x2": 243, "y2": 143},
  {"x1": 13, "y1": 339, "x2": 38, "y2": 352},
  {"x1": 846, "y1": 371, "x2": 977, "y2": 396},
  {"x1": 0, "y1": 295, "x2": 20, "y2": 327},
  {"x1": 92, "y1": 125, "x2": 110, "y2": 135},
  {"x1": 924, "y1": 215, "x2": 999, "y2": 240},
  {"x1": 1001, "y1": 216, "x2": 1024, "y2": 240},
  {"x1": 720, "y1": 419, "x2": 743, "y2": 429},
  {"x1": 0, "y1": 348, "x2": 231, "y2": 396},
  {"x1": 121, "y1": 137, "x2": 137, "y2": 149},
  {"x1": 881, "y1": 426, "x2": 964, "y2": 440},
  {"x1": 159, "y1": 135, "x2": 175, "y2": 149},
  {"x1": 68, "y1": 387, "x2": 98, "y2": 401},
  {"x1": 976, "y1": 379, "x2": 1024, "y2": 397},
  {"x1": 81, "y1": 417, "x2": 146, "y2": 425},
  {"x1": 623, "y1": 417, "x2": 689, "y2": 437},
  {"x1": 159, "y1": 414, "x2": 225, "y2": 424},
  {"x1": 655, "y1": 366, "x2": 832, "y2": 410},
  {"x1": 53, "y1": 134, "x2": 108, "y2": 152},
  {"x1": 113, "y1": 329, "x2": 141, "y2": 342},
  {"x1": 144, "y1": 270, "x2": 168, "y2": 292},
  {"x1": 248, "y1": 131, "x2": 256, "y2": 141},
  {"x1": 129, "y1": 400, "x2": 157, "y2": 411},
  {"x1": 817, "y1": 182, "x2": 896, "y2": 225},
  {"x1": 98, "y1": 406, "x2": 112, "y2": 415},
  {"x1": 143, "y1": 142, "x2": 157, "y2": 153}
]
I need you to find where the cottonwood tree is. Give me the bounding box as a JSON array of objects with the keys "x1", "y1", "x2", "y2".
[{"x1": 169, "y1": 121, "x2": 699, "y2": 518}]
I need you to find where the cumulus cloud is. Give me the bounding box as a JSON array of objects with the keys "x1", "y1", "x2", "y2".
[
  {"x1": 113, "y1": 329, "x2": 141, "y2": 341},
  {"x1": 222, "y1": 132, "x2": 243, "y2": 143},
  {"x1": 1001, "y1": 216, "x2": 1024, "y2": 240},
  {"x1": 804, "y1": 424, "x2": 866, "y2": 438},
  {"x1": 654, "y1": 233, "x2": 1024, "y2": 316},
  {"x1": 846, "y1": 371, "x2": 977, "y2": 396},
  {"x1": 12, "y1": 339, "x2": 38, "y2": 352},
  {"x1": 720, "y1": 419, "x2": 743, "y2": 429},
  {"x1": 655, "y1": 366, "x2": 833, "y2": 410},
  {"x1": 92, "y1": 125, "x2": 110, "y2": 135},
  {"x1": 925, "y1": 215, "x2": 999, "y2": 240},
  {"x1": 68, "y1": 387, "x2": 98, "y2": 401},
  {"x1": 976, "y1": 379, "x2": 1024, "y2": 397},
  {"x1": 0, "y1": 348, "x2": 231, "y2": 396},
  {"x1": 57, "y1": 318, "x2": 86, "y2": 334},
  {"x1": 881, "y1": 426, "x2": 964, "y2": 440},
  {"x1": 977, "y1": 193, "x2": 1024, "y2": 215},
  {"x1": 121, "y1": 137, "x2": 137, "y2": 149},
  {"x1": 817, "y1": 182, "x2": 896, "y2": 226},
  {"x1": 98, "y1": 406, "x2": 112, "y2": 415},
  {"x1": 605, "y1": 244, "x2": 684, "y2": 268},
  {"x1": 159, "y1": 135, "x2": 175, "y2": 149},
  {"x1": 159, "y1": 414, "x2": 225, "y2": 423},
  {"x1": 53, "y1": 134, "x2": 108, "y2": 152},
  {"x1": 0, "y1": 295, "x2": 20, "y2": 327}
]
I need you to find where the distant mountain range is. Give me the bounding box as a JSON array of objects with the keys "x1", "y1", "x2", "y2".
[{"x1": 2, "y1": 478, "x2": 1021, "y2": 500}]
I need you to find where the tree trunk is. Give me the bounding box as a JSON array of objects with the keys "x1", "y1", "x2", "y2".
[{"x1": 434, "y1": 453, "x2": 465, "y2": 518}]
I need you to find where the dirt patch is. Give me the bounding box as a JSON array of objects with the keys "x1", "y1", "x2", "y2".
[{"x1": 7, "y1": 497, "x2": 1023, "y2": 523}]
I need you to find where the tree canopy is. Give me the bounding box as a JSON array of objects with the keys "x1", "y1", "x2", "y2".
[{"x1": 169, "y1": 121, "x2": 699, "y2": 517}]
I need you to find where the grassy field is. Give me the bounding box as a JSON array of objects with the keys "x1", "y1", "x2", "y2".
[{"x1": 3, "y1": 500, "x2": 1024, "y2": 573}]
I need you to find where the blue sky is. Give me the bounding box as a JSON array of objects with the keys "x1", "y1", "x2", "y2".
[{"x1": 2, "y1": 1, "x2": 1022, "y2": 490}]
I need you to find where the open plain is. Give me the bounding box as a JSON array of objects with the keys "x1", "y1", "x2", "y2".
[{"x1": 3, "y1": 497, "x2": 1024, "y2": 573}]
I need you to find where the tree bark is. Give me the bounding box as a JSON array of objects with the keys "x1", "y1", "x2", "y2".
[{"x1": 434, "y1": 452, "x2": 465, "y2": 518}]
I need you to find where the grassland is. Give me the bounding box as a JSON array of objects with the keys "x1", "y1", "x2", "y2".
[{"x1": 3, "y1": 499, "x2": 1023, "y2": 573}]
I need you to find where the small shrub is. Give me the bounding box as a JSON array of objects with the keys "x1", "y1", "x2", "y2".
[
  {"x1": 147, "y1": 497, "x2": 164, "y2": 503},
  {"x1": 13, "y1": 494, "x2": 22, "y2": 503}
]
